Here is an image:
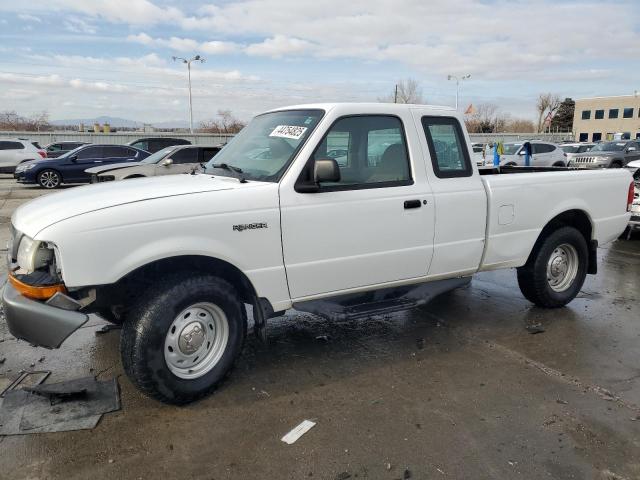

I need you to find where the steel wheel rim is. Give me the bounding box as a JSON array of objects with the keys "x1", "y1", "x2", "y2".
[
  {"x1": 546, "y1": 243, "x2": 579, "y2": 292},
  {"x1": 164, "y1": 302, "x2": 229, "y2": 380},
  {"x1": 39, "y1": 171, "x2": 59, "y2": 188}
]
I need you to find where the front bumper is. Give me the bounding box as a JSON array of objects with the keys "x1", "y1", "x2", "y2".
[
  {"x1": 13, "y1": 171, "x2": 36, "y2": 183},
  {"x1": 2, "y1": 282, "x2": 88, "y2": 349}
]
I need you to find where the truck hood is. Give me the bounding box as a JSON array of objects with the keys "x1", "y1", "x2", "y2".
[
  {"x1": 13, "y1": 174, "x2": 266, "y2": 237},
  {"x1": 85, "y1": 162, "x2": 141, "y2": 175}
]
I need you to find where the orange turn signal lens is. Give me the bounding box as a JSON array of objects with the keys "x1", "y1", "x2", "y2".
[{"x1": 8, "y1": 274, "x2": 66, "y2": 300}]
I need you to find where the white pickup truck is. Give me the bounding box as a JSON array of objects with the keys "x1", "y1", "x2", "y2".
[{"x1": 4, "y1": 103, "x2": 634, "y2": 404}]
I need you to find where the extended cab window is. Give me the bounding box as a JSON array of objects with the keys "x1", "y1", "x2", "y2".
[
  {"x1": 306, "y1": 115, "x2": 411, "y2": 190},
  {"x1": 421, "y1": 116, "x2": 472, "y2": 178}
]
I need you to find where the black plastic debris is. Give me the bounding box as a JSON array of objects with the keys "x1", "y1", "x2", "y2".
[
  {"x1": 525, "y1": 323, "x2": 545, "y2": 334},
  {"x1": 0, "y1": 376, "x2": 120, "y2": 435}
]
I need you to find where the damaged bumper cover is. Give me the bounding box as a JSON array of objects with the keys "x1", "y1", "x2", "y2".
[{"x1": 3, "y1": 282, "x2": 89, "y2": 349}]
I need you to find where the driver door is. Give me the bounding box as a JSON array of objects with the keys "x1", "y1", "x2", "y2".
[
  {"x1": 155, "y1": 147, "x2": 199, "y2": 175},
  {"x1": 279, "y1": 114, "x2": 435, "y2": 300}
]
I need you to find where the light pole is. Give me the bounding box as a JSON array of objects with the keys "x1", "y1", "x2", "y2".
[
  {"x1": 447, "y1": 74, "x2": 471, "y2": 110},
  {"x1": 172, "y1": 54, "x2": 205, "y2": 133}
]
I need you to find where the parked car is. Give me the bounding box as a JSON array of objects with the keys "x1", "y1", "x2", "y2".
[
  {"x1": 471, "y1": 142, "x2": 485, "y2": 166},
  {"x1": 570, "y1": 140, "x2": 640, "y2": 169},
  {"x1": 623, "y1": 159, "x2": 640, "y2": 238},
  {"x1": 500, "y1": 141, "x2": 566, "y2": 166},
  {"x1": 128, "y1": 137, "x2": 191, "y2": 153},
  {"x1": 45, "y1": 141, "x2": 90, "y2": 158},
  {"x1": 3, "y1": 103, "x2": 632, "y2": 404},
  {"x1": 86, "y1": 145, "x2": 222, "y2": 183},
  {"x1": 14, "y1": 144, "x2": 150, "y2": 188},
  {"x1": 0, "y1": 138, "x2": 46, "y2": 173},
  {"x1": 559, "y1": 143, "x2": 594, "y2": 163}
]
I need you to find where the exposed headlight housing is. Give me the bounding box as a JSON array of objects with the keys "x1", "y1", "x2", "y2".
[
  {"x1": 16, "y1": 236, "x2": 54, "y2": 273},
  {"x1": 16, "y1": 163, "x2": 36, "y2": 172}
]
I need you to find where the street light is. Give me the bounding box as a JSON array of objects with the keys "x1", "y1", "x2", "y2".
[
  {"x1": 172, "y1": 54, "x2": 205, "y2": 133},
  {"x1": 447, "y1": 74, "x2": 471, "y2": 111}
]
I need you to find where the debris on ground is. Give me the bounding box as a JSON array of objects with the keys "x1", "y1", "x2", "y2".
[
  {"x1": 556, "y1": 399, "x2": 569, "y2": 405},
  {"x1": 403, "y1": 468, "x2": 412, "y2": 479},
  {"x1": 0, "y1": 376, "x2": 120, "y2": 435},
  {"x1": 335, "y1": 472, "x2": 351, "y2": 480},
  {"x1": 416, "y1": 338, "x2": 425, "y2": 350},
  {"x1": 525, "y1": 323, "x2": 545, "y2": 334},
  {"x1": 38, "y1": 356, "x2": 45, "y2": 363},
  {"x1": 0, "y1": 357, "x2": 5, "y2": 364},
  {"x1": 95, "y1": 324, "x2": 122, "y2": 335},
  {"x1": 281, "y1": 419, "x2": 316, "y2": 444},
  {"x1": 1, "y1": 370, "x2": 50, "y2": 398},
  {"x1": 315, "y1": 335, "x2": 330, "y2": 343}
]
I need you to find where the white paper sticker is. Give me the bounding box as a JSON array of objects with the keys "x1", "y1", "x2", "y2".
[
  {"x1": 281, "y1": 420, "x2": 316, "y2": 444},
  {"x1": 270, "y1": 125, "x2": 308, "y2": 140}
]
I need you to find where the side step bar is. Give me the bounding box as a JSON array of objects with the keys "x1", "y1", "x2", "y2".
[{"x1": 293, "y1": 277, "x2": 471, "y2": 321}]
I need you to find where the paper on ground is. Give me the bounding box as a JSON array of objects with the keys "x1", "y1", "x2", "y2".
[{"x1": 281, "y1": 419, "x2": 316, "y2": 444}]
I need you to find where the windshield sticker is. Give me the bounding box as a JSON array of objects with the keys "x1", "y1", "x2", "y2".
[
  {"x1": 616, "y1": 143, "x2": 625, "y2": 146},
  {"x1": 270, "y1": 125, "x2": 308, "y2": 140}
]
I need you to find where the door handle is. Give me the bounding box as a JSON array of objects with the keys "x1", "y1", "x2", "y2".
[{"x1": 404, "y1": 199, "x2": 421, "y2": 209}]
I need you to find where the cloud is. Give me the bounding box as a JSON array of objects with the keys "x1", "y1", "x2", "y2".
[
  {"x1": 63, "y1": 16, "x2": 96, "y2": 34},
  {"x1": 128, "y1": 32, "x2": 239, "y2": 55},
  {"x1": 245, "y1": 35, "x2": 314, "y2": 58},
  {"x1": 18, "y1": 14, "x2": 42, "y2": 23}
]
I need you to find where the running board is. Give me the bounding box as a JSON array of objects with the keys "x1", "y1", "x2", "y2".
[{"x1": 293, "y1": 277, "x2": 471, "y2": 321}]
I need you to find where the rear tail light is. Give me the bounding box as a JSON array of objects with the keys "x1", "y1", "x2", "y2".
[
  {"x1": 628, "y1": 181, "x2": 635, "y2": 212},
  {"x1": 38, "y1": 150, "x2": 46, "y2": 158}
]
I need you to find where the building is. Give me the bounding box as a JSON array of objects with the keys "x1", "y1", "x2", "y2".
[{"x1": 572, "y1": 94, "x2": 640, "y2": 142}]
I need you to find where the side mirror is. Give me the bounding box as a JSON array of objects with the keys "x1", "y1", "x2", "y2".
[
  {"x1": 161, "y1": 158, "x2": 173, "y2": 166},
  {"x1": 69, "y1": 154, "x2": 77, "y2": 162},
  {"x1": 627, "y1": 147, "x2": 637, "y2": 152},
  {"x1": 314, "y1": 158, "x2": 340, "y2": 183}
]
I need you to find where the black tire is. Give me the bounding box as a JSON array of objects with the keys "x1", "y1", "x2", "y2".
[
  {"x1": 517, "y1": 226, "x2": 588, "y2": 308},
  {"x1": 123, "y1": 175, "x2": 145, "y2": 179},
  {"x1": 95, "y1": 306, "x2": 125, "y2": 325},
  {"x1": 37, "y1": 169, "x2": 62, "y2": 189},
  {"x1": 552, "y1": 161, "x2": 565, "y2": 167},
  {"x1": 505, "y1": 162, "x2": 517, "y2": 166},
  {"x1": 121, "y1": 274, "x2": 247, "y2": 405},
  {"x1": 610, "y1": 161, "x2": 622, "y2": 168}
]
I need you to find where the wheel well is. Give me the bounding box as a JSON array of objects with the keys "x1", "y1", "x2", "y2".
[
  {"x1": 610, "y1": 159, "x2": 623, "y2": 167},
  {"x1": 124, "y1": 174, "x2": 145, "y2": 179},
  {"x1": 530, "y1": 210, "x2": 597, "y2": 274},
  {"x1": 92, "y1": 255, "x2": 261, "y2": 314}
]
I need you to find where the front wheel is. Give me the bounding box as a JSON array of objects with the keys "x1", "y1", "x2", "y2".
[
  {"x1": 517, "y1": 226, "x2": 588, "y2": 308},
  {"x1": 121, "y1": 274, "x2": 247, "y2": 404},
  {"x1": 37, "y1": 169, "x2": 61, "y2": 189}
]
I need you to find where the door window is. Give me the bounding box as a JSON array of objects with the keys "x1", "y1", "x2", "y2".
[
  {"x1": 532, "y1": 143, "x2": 555, "y2": 154},
  {"x1": 421, "y1": 116, "x2": 472, "y2": 178},
  {"x1": 304, "y1": 115, "x2": 412, "y2": 190},
  {"x1": 170, "y1": 148, "x2": 199, "y2": 164},
  {"x1": 103, "y1": 146, "x2": 133, "y2": 158},
  {"x1": 0, "y1": 141, "x2": 24, "y2": 150},
  {"x1": 77, "y1": 146, "x2": 103, "y2": 159},
  {"x1": 201, "y1": 148, "x2": 220, "y2": 162}
]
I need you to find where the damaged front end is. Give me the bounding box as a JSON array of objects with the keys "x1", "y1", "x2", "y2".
[{"x1": 3, "y1": 226, "x2": 95, "y2": 348}]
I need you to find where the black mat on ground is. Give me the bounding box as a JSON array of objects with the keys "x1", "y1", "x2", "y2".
[{"x1": 0, "y1": 376, "x2": 120, "y2": 435}]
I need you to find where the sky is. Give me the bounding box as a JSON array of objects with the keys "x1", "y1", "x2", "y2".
[{"x1": 0, "y1": 0, "x2": 638, "y2": 125}]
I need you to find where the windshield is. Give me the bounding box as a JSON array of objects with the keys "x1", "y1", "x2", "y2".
[
  {"x1": 204, "y1": 109, "x2": 324, "y2": 181},
  {"x1": 502, "y1": 143, "x2": 522, "y2": 155},
  {"x1": 140, "y1": 146, "x2": 177, "y2": 164},
  {"x1": 591, "y1": 142, "x2": 627, "y2": 152}
]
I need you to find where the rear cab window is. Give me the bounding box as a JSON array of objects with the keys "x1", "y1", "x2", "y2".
[{"x1": 421, "y1": 116, "x2": 472, "y2": 178}]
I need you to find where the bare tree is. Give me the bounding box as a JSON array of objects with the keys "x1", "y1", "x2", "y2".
[
  {"x1": 536, "y1": 93, "x2": 561, "y2": 133},
  {"x1": 464, "y1": 103, "x2": 508, "y2": 133},
  {"x1": 379, "y1": 78, "x2": 426, "y2": 104},
  {"x1": 504, "y1": 118, "x2": 536, "y2": 133},
  {"x1": 199, "y1": 110, "x2": 245, "y2": 134},
  {"x1": 0, "y1": 110, "x2": 51, "y2": 131}
]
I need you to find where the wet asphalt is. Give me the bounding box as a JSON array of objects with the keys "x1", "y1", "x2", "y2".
[{"x1": 0, "y1": 176, "x2": 639, "y2": 480}]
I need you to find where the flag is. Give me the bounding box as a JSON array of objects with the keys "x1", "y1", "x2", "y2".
[
  {"x1": 544, "y1": 111, "x2": 553, "y2": 125},
  {"x1": 464, "y1": 104, "x2": 475, "y2": 115}
]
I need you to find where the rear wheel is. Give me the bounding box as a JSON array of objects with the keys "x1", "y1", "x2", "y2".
[
  {"x1": 37, "y1": 169, "x2": 61, "y2": 189},
  {"x1": 517, "y1": 226, "x2": 588, "y2": 308},
  {"x1": 611, "y1": 161, "x2": 622, "y2": 168},
  {"x1": 552, "y1": 161, "x2": 565, "y2": 167},
  {"x1": 121, "y1": 274, "x2": 246, "y2": 404}
]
